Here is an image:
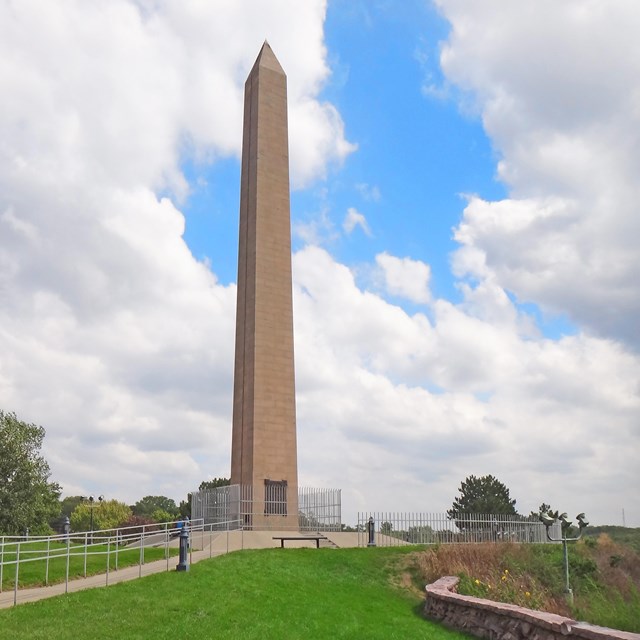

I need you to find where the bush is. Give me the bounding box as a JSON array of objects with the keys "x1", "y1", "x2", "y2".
[{"x1": 118, "y1": 514, "x2": 158, "y2": 537}]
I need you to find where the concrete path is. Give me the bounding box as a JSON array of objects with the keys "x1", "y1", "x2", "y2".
[{"x1": 0, "y1": 530, "x2": 361, "y2": 609}]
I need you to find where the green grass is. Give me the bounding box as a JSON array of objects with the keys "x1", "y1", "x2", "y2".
[
  {"x1": 1, "y1": 541, "x2": 178, "y2": 589},
  {"x1": 0, "y1": 547, "x2": 467, "y2": 640},
  {"x1": 573, "y1": 586, "x2": 640, "y2": 632},
  {"x1": 583, "y1": 526, "x2": 640, "y2": 554},
  {"x1": 410, "y1": 539, "x2": 640, "y2": 632}
]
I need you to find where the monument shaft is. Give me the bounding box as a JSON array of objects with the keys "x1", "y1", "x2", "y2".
[{"x1": 231, "y1": 43, "x2": 298, "y2": 525}]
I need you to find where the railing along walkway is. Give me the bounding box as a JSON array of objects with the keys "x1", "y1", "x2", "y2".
[
  {"x1": 0, "y1": 543, "x2": 217, "y2": 608},
  {"x1": 0, "y1": 520, "x2": 241, "y2": 608}
]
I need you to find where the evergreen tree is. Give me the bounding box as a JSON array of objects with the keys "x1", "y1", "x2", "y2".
[{"x1": 447, "y1": 474, "x2": 518, "y2": 521}]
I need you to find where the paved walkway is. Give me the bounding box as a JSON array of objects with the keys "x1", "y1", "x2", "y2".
[
  {"x1": 0, "y1": 545, "x2": 215, "y2": 609},
  {"x1": 0, "y1": 530, "x2": 359, "y2": 609}
]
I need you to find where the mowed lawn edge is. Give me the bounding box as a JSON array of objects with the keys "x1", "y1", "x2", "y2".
[
  {"x1": 1, "y1": 542, "x2": 179, "y2": 590},
  {"x1": 0, "y1": 547, "x2": 467, "y2": 640}
]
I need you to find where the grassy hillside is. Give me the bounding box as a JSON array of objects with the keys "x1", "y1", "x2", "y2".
[
  {"x1": 583, "y1": 526, "x2": 640, "y2": 554},
  {"x1": 1, "y1": 535, "x2": 638, "y2": 638},
  {"x1": 0, "y1": 547, "x2": 466, "y2": 640},
  {"x1": 407, "y1": 534, "x2": 640, "y2": 632}
]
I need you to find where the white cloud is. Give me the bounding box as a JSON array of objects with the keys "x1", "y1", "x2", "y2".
[
  {"x1": 294, "y1": 207, "x2": 340, "y2": 246},
  {"x1": 436, "y1": 0, "x2": 640, "y2": 347},
  {"x1": 0, "y1": 1, "x2": 354, "y2": 195},
  {"x1": 0, "y1": 0, "x2": 352, "y2": 503},
  {"x1": 343, "y1": 207, "x2": 372, "y2": 237},
  {"x1": 375, "y1": 252, "x2": 431, "y2": 304},
  {"x1": 293, "y1": 246, "x2": 640, "y2": 525},
  {"x1": 355, "y1": 183, "x2": 381, "y2": 202}
]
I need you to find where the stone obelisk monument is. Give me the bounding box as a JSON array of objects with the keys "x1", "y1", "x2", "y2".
[{"x1": 230, "y1": 42, "x2": 298, "y2": 527}]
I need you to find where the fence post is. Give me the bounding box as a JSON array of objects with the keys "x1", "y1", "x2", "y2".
[
  {"x1": 13, "y1": 541, "x2": 20, "y2": 606},
  {"x1": 65, "y1": 533, "x2": 70, "y2": 593},
  {"x1": 139, "y1": 526, "x2": 144, "y2": 578},
  {"x1": 83, "y1": 532, "x2": 88, "y2": 577},
  {"x1": 165, "y1": 528, "x2": 169, "y2": 572},
  {"x1": 106, "y1": 537, "x2": 110, "y2": 586},
  {"x1": 0, "y1": 536, "x2": 4, "y2": 593},
  {"x1": 45, "y1": 536, "x2": 50, "y2": 585},
  {"x1": 188, "y1": 518, "x2": 192, "y2": 566}
]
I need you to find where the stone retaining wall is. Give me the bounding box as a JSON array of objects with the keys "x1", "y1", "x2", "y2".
[{"x1": 423, "y1": 576, "x2": 640, "y2": 640}]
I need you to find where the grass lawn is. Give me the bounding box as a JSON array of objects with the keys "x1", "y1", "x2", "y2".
[
  {"x1": 1, "y1": 541, "x2": 178, "y2": 589},
  {"x1": 0, "y1": 547, "x2": 466, "y2": 640},
  {"x1": 411, "y1": 540, "x2": 640, "y2": 632}
]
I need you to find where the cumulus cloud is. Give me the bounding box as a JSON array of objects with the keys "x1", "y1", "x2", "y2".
[
  {"x1": 342, "y1": 207, "x2": 372, "y2": 236},
  {"x1": 435, "y1": 0, "x2": 640, "y2": 348},
  {"x1": 293, "y1": 246, "x2": 640, "y2": 523},
  {"x1": 0, "y1": 0, "x2": 352, "y2": 500},
  {"x1": 375, "y1": 252, "x2": 431, "y2": 304}
]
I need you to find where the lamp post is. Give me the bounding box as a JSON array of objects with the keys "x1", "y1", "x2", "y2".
[
  {"x1": 539, "y1": 510, "x2": 588, "y2": 605},
  {"x1": 86, "y1": 495, "x2": 104, "y2": 542}
]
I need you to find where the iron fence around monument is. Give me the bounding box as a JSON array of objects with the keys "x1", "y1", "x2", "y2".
[
  {"x1": 191, "y1": 485, "x2": 342, "y2": 532},
  {"x1": 357, "y1": 512, "x2": 560, "y2": 547}
]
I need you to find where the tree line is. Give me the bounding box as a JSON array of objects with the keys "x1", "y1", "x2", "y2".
[{"x1": 0, "y1": 410, "x2": 228, "y2": 535}]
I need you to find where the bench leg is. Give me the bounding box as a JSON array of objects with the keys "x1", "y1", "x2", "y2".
[{"x1": 280, "y1": 539, "x2": 285, "y2": 548}]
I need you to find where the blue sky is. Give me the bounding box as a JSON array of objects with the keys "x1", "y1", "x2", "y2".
[
  {"x1": 182, "y1": 1, "x2": 575, "y2": 342},
  {"x1": 184, "y1": 1, "x2": 506, "y2": 303},
  {"x1": 0, "y1": 0, "x2": 638, "y2": 527}
]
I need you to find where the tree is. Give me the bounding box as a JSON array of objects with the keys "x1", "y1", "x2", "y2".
[
  {"x1": 70, "y1": 499, "x2": 131, "y2": 532},
  {"x1": 0, "y1": 411, "x2": 61, "y2": 535},
  {"x1": 49, "y1": 494, "x2": 85, "y2": 533},
  {"x1": 408, "y1": 524, "x2": 436, "y2": 544},
  {"x1": 60, "y1": 495, "x2": 85, "y2": 518},
  {"x1": 151, "y1": 508, "x2": 175, "y2": 523},
  {"x1": 447, "y1": 474, "x2": 518, "y2": 521},
  {"x1": 199, "y1": 478, "x2": 230, "y2": 491},
  {"x1": 179, "y1": 478, "x2": 231, "y2": 519},
  {"x1": 119, "y1": 514, "x2": 156, "y2": 536},
  {"x1": 530, "y1": 502, "x2": 554, "y2": 518},
  {"x1": 133, "y1": 495, "x2": 179, "y2": 518},
  {"x1": 179, "y1": 495, "x2": 191, "y2": 519}
]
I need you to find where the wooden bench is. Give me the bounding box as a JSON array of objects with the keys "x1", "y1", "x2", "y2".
[{"x1": 272, "y1": 535, "x2": 328, "y2": 548}]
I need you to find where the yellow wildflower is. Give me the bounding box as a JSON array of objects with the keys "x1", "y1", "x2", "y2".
[
  {"x1": 525, "y1": 591, "x2": 531, "y2": 597},
  {"x1": 501, "y1": 575, "x2": 507, "y2": 581},
  {"x1": 474, "y1": 579, "x2": 480, "y2": 585}
]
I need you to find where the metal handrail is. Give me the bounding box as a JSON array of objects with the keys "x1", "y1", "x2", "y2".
[{"x1": 0, "y1": 517, "x2": 242, "y2": 607}]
